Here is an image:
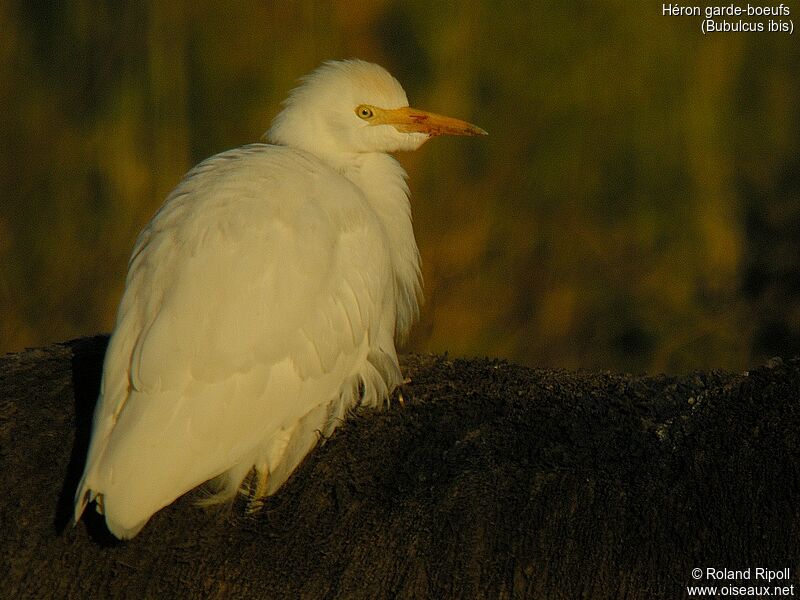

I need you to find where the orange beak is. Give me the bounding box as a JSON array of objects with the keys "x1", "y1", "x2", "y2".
[{"x1": 375, "y1": 106, "x2": 487, "y2": 137}]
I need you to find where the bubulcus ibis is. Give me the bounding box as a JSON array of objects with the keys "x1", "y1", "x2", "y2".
[{"x1": 74, "y1": 59, "x2": 486, "y2": 539}]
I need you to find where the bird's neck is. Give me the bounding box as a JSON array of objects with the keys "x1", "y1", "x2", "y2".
[{"x1": 341, "y1": 153, "x2": 422, "y2": 341}]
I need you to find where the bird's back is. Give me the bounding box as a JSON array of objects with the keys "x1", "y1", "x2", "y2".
[{"x1": 75, "y1": 144, "x2": 403, "y2": 538}]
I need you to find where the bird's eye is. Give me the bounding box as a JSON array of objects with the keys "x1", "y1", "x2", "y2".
[{"x1": 355, "y1": 105, "x2": 374, "y2": 120}]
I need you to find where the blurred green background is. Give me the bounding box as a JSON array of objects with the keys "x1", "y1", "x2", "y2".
[{"x1": 1, "y1": 1, "x2": 798, "y2": 374}]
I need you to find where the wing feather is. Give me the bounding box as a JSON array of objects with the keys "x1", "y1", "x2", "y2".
[{"x1": 75, "y1": 145, "x2": 395, "y2": 537}]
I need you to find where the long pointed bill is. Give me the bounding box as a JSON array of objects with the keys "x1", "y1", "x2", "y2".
[{"x1": 376, "y1": 106, "x2": 487, "y2": 137}]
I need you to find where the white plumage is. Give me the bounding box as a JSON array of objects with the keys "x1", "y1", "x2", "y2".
[{"x1": 74, "y1": 59, "x2": 485, "y2": 539}]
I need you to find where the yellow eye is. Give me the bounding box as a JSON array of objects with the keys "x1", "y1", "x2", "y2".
[{"x1": 356, "y1": 105, "x2": 374, "y2": 120}]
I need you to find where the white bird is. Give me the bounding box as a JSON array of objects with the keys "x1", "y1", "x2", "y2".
[{"x1": 74, "y1": 59, "x2": 486, "y2": 539}]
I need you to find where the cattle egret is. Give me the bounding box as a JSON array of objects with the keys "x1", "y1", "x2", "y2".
[{"x1": 74, "y1": 59, "x2": 486, "y2": 539}]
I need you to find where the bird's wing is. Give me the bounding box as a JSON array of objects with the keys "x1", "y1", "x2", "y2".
[{"x1": 76, "y1": 145, "x2": 396, "y2": 536}]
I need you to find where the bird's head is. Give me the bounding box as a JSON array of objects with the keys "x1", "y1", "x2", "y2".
[{"x1": 266, "y1": 59, "x2": 486, "y2": 160}]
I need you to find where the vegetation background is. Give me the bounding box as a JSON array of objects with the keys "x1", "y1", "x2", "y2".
[{"x1": 1, "y1": 1, "x2": 798, "y2": 374}]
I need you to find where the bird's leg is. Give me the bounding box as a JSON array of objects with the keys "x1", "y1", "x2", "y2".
[
  {"x1": 246, "y1": 465, "x2": 270, "y2": 514},
  {"x1": 392, "y1": 377, "x2": 413, "y2": 407}
]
